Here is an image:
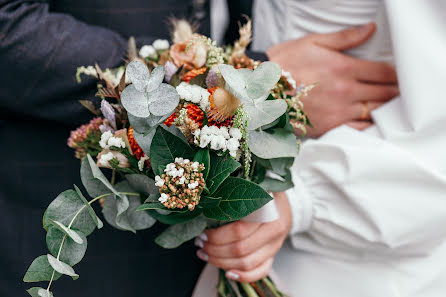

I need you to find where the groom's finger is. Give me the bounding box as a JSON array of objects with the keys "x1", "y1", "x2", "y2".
[
  {"x1": 204, "y1": 221, "x2": 261, "y2": 245},
  {"x1": 350, "y1": 57, "x2": 398, "y2": 84},
  {"x1": 225, "y1": 258, "x2": 274, "y2": 283}
]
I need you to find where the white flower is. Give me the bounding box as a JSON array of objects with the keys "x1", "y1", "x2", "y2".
[
  {"x1": 138, "y1": 155, "x2": 150, "y2": 171},
  {"x1": 199, "y1": 134, "x2": 212, "y2": 148},
  {"x1": 107, "y1": 136, "x2": 126, "y2": 149},
  {"x1": 155, "y1": 175, "x2": 165, "y2": 187},
  {"x1": 229, "y1": 127, "x2": 242, "y2": 140},
  {"x1": 153, "y1": 39, "x2": 169, "y2": 51},
  {"x1": 227, "y1": 138, "x2": 240, "y2": 151},
  {"x1": 99, "y1": 152, "x2": 114, "y2": 166},
  {"x1": 99, "y1": 131, "x2": 113, "y2": 148},
  {"x1": 139, "y1": 45, "x2": 157, "y2": 58},
  {"x1": 210, "y1": 134, "x2": 226, "y2": 151},
  {"x1": 179, "y1": 176, "x2": 186, "y2": 184},
  {"x1": 201, "y1": 125, "x2": 211, "y2": 135},
  {"x1": 188, "y1": 181, "x2": 199, "y2": 189},
  {"x1": 175, "y1": 157, "x2": 184, "y2": 165},
  {"x1": 176, "y1": 82, "x2": 210, "y2": 110},
  {"x1": 183, "y1": 159, "x2": 190, "y2": 164},
  {"x1": 159, "y1": 193, "x2": 169, "y2": 203},
  {"x1": 191, "y1": 162, "x2": 200, "y2": 172},
  {"x1": 220, "y1": 126, "x2": 230, "y2": 139}
]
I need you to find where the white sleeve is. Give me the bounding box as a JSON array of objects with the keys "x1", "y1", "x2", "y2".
[{"x1": 286, "y1": 0, "x2": 446, "y2": 258}]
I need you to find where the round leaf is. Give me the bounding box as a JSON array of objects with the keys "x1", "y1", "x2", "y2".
[
  {"x1": 246, "y1": 62, "x2": 281, "y2": 100},
  {"x1": 46, "y1": 226, "x2": 87, "y2": 266},
  {"x1": 146, "y1": 65, "x2": 165, "y2": 92},
  {"x1": 245, "y1": 99, "x2": 288, "y2": 130},
  {"x1": 121, "y1": 84, "x2": 150, "y2": 118},
  {"x1": 126, "y1": 60, "x2": 149, "y2": 92},
  {"x1": 47, "y1": 254, "x2": 78, "y2": 278},
  {"x1": 247, "y1": 129, "x2": 299, "y2": 159},
  {"x1": 148, "y1": 83, "x2": 179, "y2": 116}
]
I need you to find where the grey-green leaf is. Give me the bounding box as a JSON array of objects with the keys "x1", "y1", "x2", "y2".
[
  {"x1": 74, "y1": 185, "x2": 102, "y2": 229},
  {"x1": 47, "y1": 254, "x2": 78, "y2": 278},
  {"x1": 126, "y1": 60, "x2": 150, "y2": 92},
  {"x1": 247, "y1": 129, "x2": 299, "y2": 159},
  {"x1": 44, "y1": 189, "x2": 96, "y2": 236},
  {"x1": 37, "y1": 289, "x2": 53, "y2": 297},
  {"x1": 146, "y1": 65, "x2": 165, "y2": 92},
  {"x1": 46, "y1": 226, "x2": 87, "y2": 266},
  {"x1": 148, "y1": 83, "x2": 179, "y2": 116},
  {"x1": 246, "y1": 62, "x2": 281, "y2": 100},
  {"x1": 23, "y1": 255, "x2": 61, "y2": 283},
  {"x1": 47, "y1": 219, "x2": 83, "y2": 244},
  {"x1": 203, "y1": 177, "x2": 272, "y2": 221},
  {"x1": 155, "y1": 217, "x2": 207, "y2": 249},
  {"x1": 244, "y1": 99, "x2": 288, "y2": 130},
  {"x1": 27, "y1": 287, "x2": 53, "y2": 297},
  {"x1": 80, "y1": 158, "x2": 110, "y2": 198},
  {"x1": 125, "y1": 174, "x2": 157, "y2": 195},
  {"x1": 121, "y1": 84, "x2": 150, "y2": 118}
]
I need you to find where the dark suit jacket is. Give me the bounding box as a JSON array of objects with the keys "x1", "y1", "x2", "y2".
[{"x1": 0, "y1": 1, "x2": 255, "y2": 296}]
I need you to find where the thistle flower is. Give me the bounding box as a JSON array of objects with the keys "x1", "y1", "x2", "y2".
[
  {"x1": 208, "y1": 87, "x2": 240, "y2": 122},
  {"x1": 100, "y1": 99, "x2": 116, "y2": 129},
  {"x1": 155, "y1": 159, "x2": 205, "y2": 211}
]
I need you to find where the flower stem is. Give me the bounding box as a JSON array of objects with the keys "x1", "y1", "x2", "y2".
[{"x1": 240, "y1": 283, "x2": 259, "y2": 297}]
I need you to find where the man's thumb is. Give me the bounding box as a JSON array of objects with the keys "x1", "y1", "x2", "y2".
[{"x1": 313, "y1": 23, "x2": 376, "y2": 51}]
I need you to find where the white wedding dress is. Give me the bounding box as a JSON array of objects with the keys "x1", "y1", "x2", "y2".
[{"x1": 253, "y1": 1, "x2": 446, "y2": 296}]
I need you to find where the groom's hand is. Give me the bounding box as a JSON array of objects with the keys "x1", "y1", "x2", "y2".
[
  {"x1": 267, "y1": 23, "x2": 399, "y2": 138},
  {"x1": 195, "y1": 192, "x2": 291, "y2": 283}
]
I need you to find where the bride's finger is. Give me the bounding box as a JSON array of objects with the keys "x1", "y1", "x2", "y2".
[
  {"x1": 346, "y1": 121, "x2": 372, "y2": 130},
  {"x1": 225, "y1": 258, "x2": 274, "y2": 283},
  {"x1": 204, "y1": 221, "x2": 261, "y2": 245},
  {"x1": 199, "y1": 224, "x2": 284, "y2": 259},
  {"x1": 198, "y1": 239, "x2": 282, "y2": 271}
]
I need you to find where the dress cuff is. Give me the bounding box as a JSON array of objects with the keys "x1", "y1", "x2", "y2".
[{"x1": 285, "y1": 172, "x2": 313, "y2": 235}]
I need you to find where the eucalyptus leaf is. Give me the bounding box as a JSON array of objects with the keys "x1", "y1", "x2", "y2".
[
  {"x1": 46, "y1": 226, "x2": 87, "y2": 266},
  {"x1": 86, "y1": 155, "x2": 121, "y2": 197},
  {"x1": 246, "y1": 62, "x2": 281, "y2": 100},
  {"x1": 128, "y1": 113, "x2": 171, "y2": 135},
  {"x1": 73, "y1": 185, "x2": 103, "y2": 229},
  {"x1": 193, "y1": 148, "x2": 210, "y2": 179},
  {"x1": 270, "y1": 157, "x2": 294, "y2": 176},
  {"x1": 47, "y1": 219, "x2": 83, "y2": 244},
  {"x1": 259, "y1": 177, "x2": 293, "y2": 192},
  {"x1": 23, "y1": 255, "x2": 61, "y2": 283},
  {"x1": 149, "y1": 126, "x2": 195, "y2": 176},
  {"x1": 37, "y1": 289, "x2": 53, "y2": 297},
  {"x1": 146, "y1": 65, "x2": 165, "y2": 92},
  {"x1": 133, "y1": 128, "x2": 156, "y2": 156},
  {"x1": 148, "y1": 83, "x2": 179, "y2": 116},
  {"x1": 80, "y1": 158, "x2": 110, "y2": 198},
  {"x1": 121, "y1": 84, "x2": 150, "y2": 118},
  {"x1": 125, "y1": 174, "x2": 157, "y2": 195},
  {"x1": 27, "y1": 287, "x2": 52, "y2": 297},
  {"x1": 203, "y1": 177, "x2": 272, "y2": 221},
  {"x1": 43, "y1": 189, "x2": 96, "y2": 236},
  {"x1": 47, "y1": 254, "x2": 78, "y2": 279},
  {"x1": 126, "y1": 60, "x2": 150, "y2": 92},
  {"x1": 155, "y1": 217, "x2": 207, "y2": 249},
  {"x1": 144, "y1": 193, "x2": 160, "y2": 203},
  {"x1": 244, "y1": 99, "x2": 288, "y2": 130},
  {"x1": 146, "y1": 209, "x2": 202, "y2": 225},
  {"x1": 247, "y1": 129, "x2": 299, "y2": 159},
  {"x1": 207, "y1": 152, "x2": 241, "y2": 194}
]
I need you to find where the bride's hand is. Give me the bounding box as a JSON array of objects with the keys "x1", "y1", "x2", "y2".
[
  {"x1": 267, "y1": 23, "x2": 399, "y2": 138},
  {"x1": 195, "y1": 192, "x2": 291, "y2": 283}
]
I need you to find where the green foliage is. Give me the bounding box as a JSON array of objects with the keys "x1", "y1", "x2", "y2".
[
  {"x1": 46, "y1": 226, "x2": 87, "y2": 266},
  {"x1": 23, "y1": 255, "x2": 61, "y2": 283},
  {"x1": 27, "y1": 287, "x2": 53, "y2": 297},
  {"x1": 149, "y1": 125, "x2": 195, "y2": 176},
  {"x1": 47, "y1": 254, "x2": 78, "y2": 279},
  {"x1": 247, "y1": 128, "x2": 299, "y2": 159},
  {"x1": 207, "y1": 152, "x2": 241, "y2": 194},
  {"x1": 155, "y1": 217, "x2": 207, "y2": 249},
  {"x1": 145, "y1": 209, "x2": 203, "y2": 225},
  {"x1": 193, "y1": 148, "x2": 210, "y2": 179},
  {"x1": 203, "y1": 177, "x2": 272, "y2": 221}
]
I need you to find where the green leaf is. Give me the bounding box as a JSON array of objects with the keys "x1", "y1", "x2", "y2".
[
  {"x1": 85, "y1": 155, "x2": 120, "y2": 196},
  {"x1": 199, "y1": 196, "x2": 222, "y2": 208},
  {"x1": 207, "y1": 152, "x2": 241, "y2": 194},
  {"x1": 46, "y1": 226, "x2": 87, "y2": 266},
  {"x1": 46, "y1": 219, "x2": 83, "y2": 244},
  {"x1": 43, "y1": 189, "x2": 96, "y2": 236},
  {"x1": 259, "y1": 177, "x2": 293, "y2": 192},
  {"x1": 137, "y1": 202, "x2": 187, "y2": 212},
  {"x1": 247, "y1": 129, "x2": 299, "y2": 159},
  {"x1": 26, "y1": 287, "x2": 52, "y2": 297},
  {"x1": 23, "y1": 255, "x2": 61, "y2": 283},
  {"x1": 125, "y1": 174, "x2": 158, "y2": 195},
  {"x1": 73, "y1": 184, "x2": 103, "y2": 229},
  {"x1": 132, "y1": 128, "x2": 156, "y2": 156},
  {"x1": 246, "y1": 61, "x2": 281, "y2": 100},
  {"x1": 149, "y1": 126, "x2": 195, "y2": 176},
  {"x1": 203, "y1": 177, "x2": 272, "y2": 221},
  {"x1": 80, "y1": 157, "x2": 110, "y2": 198},
  {"x1": 193, "y1": 148, "x2": 210, "y2": 179},
  {"x1": 270, "y1": 157, "x2": 294, "y2": 176},
  {"x1": 47, "y1": 254, "x2": 78, "y2": 279},
  {"x1": 146, "y1": 209, "x2": 202, "y2": 225},
  {"x1": 155, "y1": 217, "x2": 207, "y2": 249},
  {"x1": 244, "y1": 99, "x2": 288, "y2": 130}
]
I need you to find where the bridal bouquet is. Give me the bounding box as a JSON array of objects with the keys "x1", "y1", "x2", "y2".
[{"x1": 23, "y1": 20, "x2": 311, "y2": 297}]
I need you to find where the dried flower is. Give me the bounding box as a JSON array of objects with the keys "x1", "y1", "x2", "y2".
[
  {"x1": 67, "y1": 117, "x2": 103, "y2": 159},
  {"x1": 208, "y1": 87, "x2": 240, "y2": 121},
  {"x1": 164, "y1": 61, "x2": 179, "y2": 83},
  {"x1": 100, "y1": 100, "x2": 116, "y2": 129}
]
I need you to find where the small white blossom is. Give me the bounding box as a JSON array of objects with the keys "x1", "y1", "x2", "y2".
[
  {"x1": 138, "y1": 155, "x2": 150, "y2": 171},
  {"x1": 159, "y1": 193, "x2": 169, "y2": 203},
  {"x1": 282, "y1": 70, "x2": 297, "y2": 89},
  {"x1": 99, "y1": 131, "x2": 113, "y2": 148},
  {"x1": 191, "y1": 162, "x2": 200, "y2": 172},
  {"x1": 176, "y1": 82, "x2": 210, "y2": 110},
  {"x1": 139, "y1": 45, "x2": 157, "y2": 58},
  {"x1": 153, "y1": 39, "x2": 169, "y2": 51},
  {"x1": 220, "y1": 126, "x2": 230, "y2": 139},
  {"x1": 99, "y1": 152, "x2": 114, "y2": 166},
  {"x1": 179, "y1": 176, "x2": 186, "y2": 184},
  {"x1": 107, "y1": 136, "x2": 126, "y2": 149},
  {"x1": 199, "y1": 134, "x2": 212, "y2": 148},
  {"x1": 188, "y1": 181, "x2": 199, "y2": 189},
  {"x1": 229, "y1": 127, "x2": 242, "y2": 140},
  {"x1": 155, "y1": 175, "x2": 165, "y2": 187}
]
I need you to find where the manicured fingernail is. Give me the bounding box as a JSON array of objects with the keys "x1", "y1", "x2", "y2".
[
  {"x1": 194, "y1": 237, "x2": 204, "y2": 248},
  {"x1": 199, "y1": 232, "x2": 208, "y2": 241},
  {"x1": 226, "y1": 271, "x2": 240, "y2": 281},
  {"x1": 197, "y1": 250, "x2": 209, "y2": 261}
]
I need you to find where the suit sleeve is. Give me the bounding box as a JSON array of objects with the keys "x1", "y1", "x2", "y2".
[{"x1": 0, "y1": 0, "x2": 156, "y2": 125}]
